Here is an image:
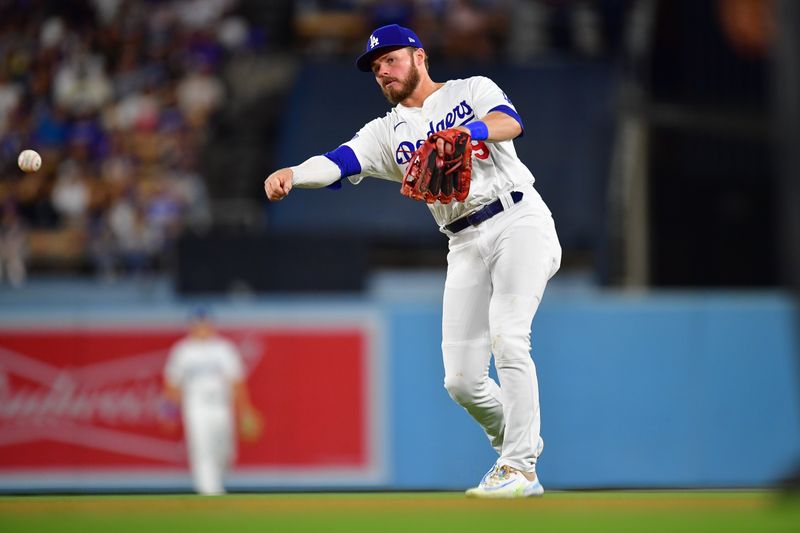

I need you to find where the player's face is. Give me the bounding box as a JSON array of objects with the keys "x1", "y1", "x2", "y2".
[
  {"x1": 372, "y1": 48, "x2": 421, "y2": 105},
  {"x1": 190, "y1": 318, "x2": 215, "y2": 339}
]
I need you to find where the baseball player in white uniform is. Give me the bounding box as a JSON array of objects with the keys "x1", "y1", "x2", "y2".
[
  {"x1": 163, "y1": 309, "x2": 262, "y2": 495},
  {"x1": 264, "y1": 24, "x2": 561, "y2": 498}
]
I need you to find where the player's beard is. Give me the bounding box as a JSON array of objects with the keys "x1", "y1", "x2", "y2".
[{"x1": 381, "y1": 62, "x2": 421, "y2": 105}]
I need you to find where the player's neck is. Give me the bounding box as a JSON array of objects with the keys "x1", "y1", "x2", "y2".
[{"x1": 400, "y1": 78, "x2": 444, "y2": 108}]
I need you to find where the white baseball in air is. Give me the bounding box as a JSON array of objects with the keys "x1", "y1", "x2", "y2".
[{"x1": 18, "y1": 149, "x2": 42, "y2": 173}]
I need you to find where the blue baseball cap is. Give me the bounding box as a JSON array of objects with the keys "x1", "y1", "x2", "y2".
[
  {"x1": 189, "y1": 305, "x2": 212, "y2": 321},
  {"x1": 356, "y1": 24, "x2": 423, "y2": 72}
]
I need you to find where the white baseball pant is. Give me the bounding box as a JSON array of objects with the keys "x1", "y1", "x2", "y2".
[
  {"x1": 185, "y1": 404, "x2": 235, "y2": 495},
  {"x1": 441, "y1": 183, "x2": 561, "y2": 474}
]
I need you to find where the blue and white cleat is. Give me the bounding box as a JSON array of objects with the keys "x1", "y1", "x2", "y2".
[{"x1": 465, "y1": 465, "x2": 544, "y2": 498}]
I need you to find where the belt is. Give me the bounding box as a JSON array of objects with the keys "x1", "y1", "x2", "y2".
[{"x1": 444, "y1": 191, "x2": 524, "y2": 233}]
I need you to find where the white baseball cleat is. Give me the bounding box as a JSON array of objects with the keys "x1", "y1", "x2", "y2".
[{"x1": 465, "y1": 464, "x2": 544, "y2": 498}]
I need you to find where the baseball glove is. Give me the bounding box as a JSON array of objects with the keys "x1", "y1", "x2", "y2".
[
  {"x1": 238, "y1": 407, "x2": 264, "y2": 443},
  {"x1": 401, "y1": 129, "x2": 472, "y2": 204}
]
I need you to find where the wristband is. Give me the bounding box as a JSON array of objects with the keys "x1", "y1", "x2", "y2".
[{"x1": 465, "y1": 121, "x2": 488, "y2": 141}]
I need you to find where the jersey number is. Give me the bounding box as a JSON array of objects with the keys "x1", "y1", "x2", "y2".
[{"x1": 472, "y1": 140, "x2": 490, "y2": 160}]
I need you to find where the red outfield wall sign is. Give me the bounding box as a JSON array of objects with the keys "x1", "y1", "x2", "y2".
[{"x1": 0, "y1": 314, "x2": 385, "y2": 489}]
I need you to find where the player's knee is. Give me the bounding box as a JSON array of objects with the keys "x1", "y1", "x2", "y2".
[
  {"x1": 443, "y1": 375, "x2": 483, "y2": 406},
  {"x1": 491, "y1": 331, "x2": 532, "y2": 365}
]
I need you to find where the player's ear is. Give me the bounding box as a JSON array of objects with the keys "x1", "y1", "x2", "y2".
[{"x1": 415, "y1": 48, "x2": 427, "y2": 69}]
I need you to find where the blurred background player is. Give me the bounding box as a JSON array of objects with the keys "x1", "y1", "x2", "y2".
[{"x1": 162, "y1": 307, "x2": 263, "y2": 495}]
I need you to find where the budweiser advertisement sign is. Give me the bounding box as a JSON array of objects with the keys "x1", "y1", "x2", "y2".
[{"x1": 0, "y1": 314, "x2": 385, "y2": 490}]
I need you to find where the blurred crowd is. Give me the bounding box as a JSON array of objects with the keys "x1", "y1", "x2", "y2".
[
  {"x1": 0, "y1": 0, "x2": 263, "y2": 285},
  {"x1": 0, "y1": 0, "x2": 633, "y2": 287},
  {"x1": 294, "y1": 0, "x2": 634, "y2": 64}
]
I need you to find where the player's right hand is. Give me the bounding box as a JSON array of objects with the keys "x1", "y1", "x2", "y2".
[{"x1": 264, "y1": 168, "x2": 293, "y2": 201}]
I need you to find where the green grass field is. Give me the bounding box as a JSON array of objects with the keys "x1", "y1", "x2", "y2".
[{"x1": 2, "y1": 492, "x2": 799, "y2": 533}]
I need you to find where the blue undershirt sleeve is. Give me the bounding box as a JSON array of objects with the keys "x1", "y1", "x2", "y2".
[
  {"x1": 488, "y1": 104, "x2": 525, "y2": 137},
  {"x1": 323, "y1": 145, "x2": 362, "y2": 189}
]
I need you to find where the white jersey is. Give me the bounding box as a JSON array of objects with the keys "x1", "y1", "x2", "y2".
[
  {"x1": 164, "y1": 336, "x2": 243, "y2": 410},
  {"x1": 343, "y1": 76, "x2": 550, "y2": 227}
]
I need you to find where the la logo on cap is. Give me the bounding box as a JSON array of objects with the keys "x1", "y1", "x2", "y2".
[{"x1": 370, "y1": 34, "x2": 379, "y2": 49}]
